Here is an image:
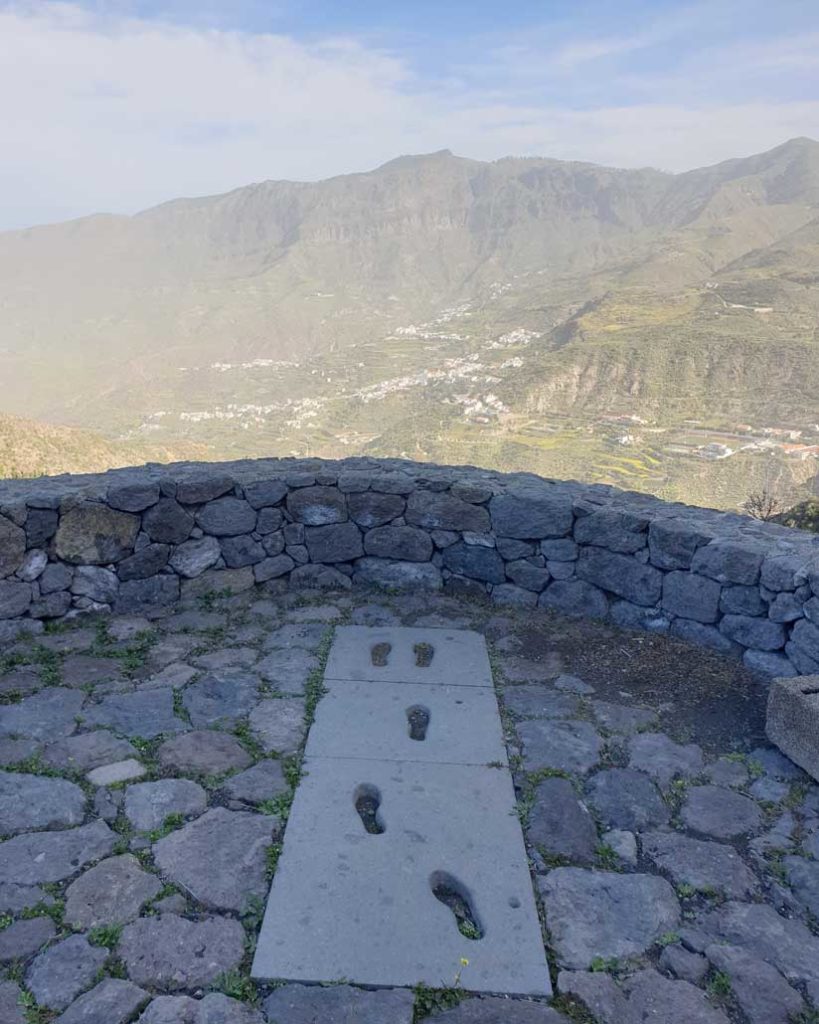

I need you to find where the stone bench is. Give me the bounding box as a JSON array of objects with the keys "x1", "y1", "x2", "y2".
[{"x1": 767, "y1": 675, "x2": 819, "y2": 782}]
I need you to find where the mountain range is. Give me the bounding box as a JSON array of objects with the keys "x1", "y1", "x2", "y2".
[{"x1": 1, "y1": 137, "x2": 818, "y2": 508}]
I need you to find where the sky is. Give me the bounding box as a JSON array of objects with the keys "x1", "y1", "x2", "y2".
[{"x1": 1, "y1": 0, "x2": 818, "y2": 229}]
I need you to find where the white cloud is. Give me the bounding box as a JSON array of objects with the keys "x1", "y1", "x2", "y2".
[{"x1": 0, "y1": 2, "x2": 817, "y2": 229}]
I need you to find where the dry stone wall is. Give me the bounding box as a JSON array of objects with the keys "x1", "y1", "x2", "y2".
[{"x1": 1, "y1": 456, "x2": 819, "y2": 676}]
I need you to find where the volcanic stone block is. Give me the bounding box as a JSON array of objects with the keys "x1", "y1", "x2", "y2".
[
  {"x1": 573, "y1": 509, "x2": 648, "y2": 554},
  {"x1": 324, "y1": 625, "x2": 492, "y2": 685},
  {"x1": 287, "y1": 486, "x2": 347, "y2": 525},
  {"x1": 348, "y1": 492, "x2": 406, "y2": 528},
  {"x1": 0, "y1": 516, "x2": 25, "y2": 578},
  {"x1": 306, "y1": 679, "x2": 507, "y2": 765},
  {"x1": 55, "y1": 503, "x2": 141, "y2": 565},
  {"x1": 577, "y1": 548, "x2": 663, "y2": 606},
  {"x1": 691, "y1": 541, "x2": 765, "y2": 586},
  {"x1": 489, "y1": 488, "x2": 573, "y2": 539},
  {"x1": 443, "y1": 542, "x2": 506, "y2": 584},
  {"x1": 767, "y1": 676, "x2": 819, "y2": 782},
  {"x1": 406, "y1": 491, "x2": 490, "y2": 533},
  {"x1": 252, "y1": 758, "x2": 550, "y2": 995},
  {"x1": 364, "y1": 525, "x2": 432, "y2": 562},
  {"x1": 662, "y1": 572, "x2": 721, "y2": 623},
  {"x1": 648, "y1": 518, "x2": 712, "y2": 570},
  {"x1": 196, "y1": 497, "x2": 256, "y2": 537},
  {"x1": 305, "y1": 522, "x2": 363, "y2": 562},
  {"x1": 142, "y1": 498, "x2": 194, "y2": 545}
]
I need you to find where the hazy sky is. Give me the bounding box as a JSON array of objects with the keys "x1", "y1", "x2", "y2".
[{"x1": 1, "y1": 0, "x2": 818, "y2": 229}]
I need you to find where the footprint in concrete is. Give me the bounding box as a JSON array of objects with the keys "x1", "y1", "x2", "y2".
[
  {"x1": 413, "y1": 642, "x2": 434, "y2": 668},
  {"x1": 354, "y1": 784, "x2": 385, "y2": 835},
  {"x1": 406, "y1": 705, "x2": 430, "y2": 741},
  {"x1": 371, "y1": 642, "x2": 392, "y2": 667},
  {"x1": 430, "y1": 870, "x2": 483, "y2": 940}
]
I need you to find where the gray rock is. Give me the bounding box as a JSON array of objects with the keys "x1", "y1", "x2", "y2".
[
  {"x1": 489, "y1": 488, "x2": 572, "y2": 539},
  {"x1": 648, "y1": 519, "x2": 711, "y2": 571},
  {"x1": 554, "y1": 674, "x2": 595, "y2": 694},
  {"x1": 196, "y1": 497, "x2": 256, "y2": 537},
  {"x1": 29, "y1": 590, "x2": 71, "y2": 618},
  {"x1": 55, "y1": 978, "x2": 149, "y2": 1024},
  {"x1": 153, "y1": 807, "x2": 276, "y2": 912},
  {"x1": 93, "y1": 787, "x2": 121, "y2": 822},
  {"x1": 0, "y1": 517, "x2": 26, "y2": 579},
  {"x1": 503, "y1": 686, "x2": 580, "y2": 719},
  {"x1": 61, "y1": 654, "x2": 125, "y2": 688},
  {"x1": 505, "y1": 560, "x2": 551, "y2": 592},
  {"x1": 539, "y1": 579, "x2": 609, "y2": 618},
  {"x1": 691, "y1": 540, "x2": 764, "y2": 586},
  {"x1": 661, "y1": 571, "x2": 721, "y2": 623},
  {"x1": 64, "y1": 851, "x2": 162, "y2": 933},
  {"x1": 289, "y1": 563, "x2": 352, "y2": 589},
  {"x1": 768, "y1": 592, "x2": 804, "y2": 623},
  {"x1": 254, "y1": 554, "x2": 295, "y2": 582},
  {"x1": 124, "y1": 779, "x2": 208, "y2": 832},
  {"x1": 539, "y1": 868, "x2": 679, "y2": 969},
  {"x1": 622, "y1": 969, "x2": 730, "y2": 1024},
  {"x1": 707, "y1": 945, "x2": 804, "y2": 1024},
  {"x1": 25, "y1": 508, "x2": 59, "y2": 547},
  {"x1": 0, "y1": 770, "x2": 86, "y2": 835},
  {"x1": 55, "y1": 504, "x2": 140, "y2": 564},
  {"x1": 707, "y1": 756, "x2": 749, "y2": 788},
  {"x1": 591, "y1": 701, "x2": 657, "y2": 735},
  {"x1": 40, "y1": 562, "x2": 74, "y2": 594},
  {"x1": 107, "y1": 481, "x2": 161, "y2": 513},
  {"x1": 287, "y1": 487, "x2": 347, "y2": 526},
  {"x1": 744, "y1": 650, "x2": 798, "y2": 677},
  {"x1": 16, "y1": 549, "x2": 47, "y2": 582},
  {"x1": 698, "y1": 900, "x2": 819, "y2": 992},
  {"x1": 574, "y1": 509, "x2": 647, "y2": 554},
  {"x1": 364, "y1": 525, "x2": 432, "y2": 562},
  {"x1": 720, "y1": 584, "x2": 767, "y2": 616},
  {"x1": 682, "y1": 786, "x2": 763, "y2": 839},
  {"x1": 0, "y1": 665, "x2": 41, "y2": 697},
  {"x1": 0, "y1": 688, "x2": 84, "y2": 740},
  {"x1": 628, "y1": 732, "x2": 704, "y2": 787},
  {"x1": 0, "y1": 916, "x2": 56, "y2": 963},
  {"x1": 641, "y1": 832, "x2": 757, "y2": 898},
  {"x1": 518, "y1": 719, "x2": 602, "y2": 774},
  {"x1": 304, "y1": 522, "x2": 363, "y2": 562},
  {"x1": 84, "y1": 688, "x2": 188, "y2": 738},
  {"x1": 658, "y1": 944, "x2": 709, "y2": 985},
  {"x1": 443, "y1": 542, "x2": 505, "y2": 583},
  {"x1": 256, "y1": 508, "x2": 284, "y2": 534},
  {"x1": 586, "y1": 769, "x2": 669, "y2": 830},
  {"x1": 157, "y1": 731, "x2": 252, "y2": 774},
  {"x1": 0, "y1": 981, "x2": 24, "y2": 1024},
  {"x1": 427, "y1": 997, "x2": 565, "y2": 1022},
  {"x1": 540, "y1": 538, "x2": 577, "y2": 562},
  {"x1": 790, "y1": 618, "x2": 819, "y2": 662},
  {"x1": 119, "y1": 915, "x2": 245, "y2": 991},
  {"x1": 142, "y1": 499, "x2": 194, "y2": 545},
  {"x1": 243, "y1": 478, "x2": 287, "y2": 510},
  {"x1": 175, "y1": 473, "x2": 235, "y2": 505},
  {"x1": 0, "y1": 820, "x2": 115, "y2": 884},
  {"x1": 191, "y1": 647, "x2": 258, "y2": 671},
  {"x1": 261, "y1": 531, "x2": 285, "y2": 556},
  {"x1": 249, "y1": 698, "x2": 305, "y2": 754},
  {"x1": 169, "y1": 537, "x2": 221, "y2": 578},
  {"x1": 348, "y1": 492, "x2": 405, "y2": 528},
  {"x1": 256, "y1": 648, "x2": 318, "y2": 693},
  {"x1": 720, "y1": 614, "x2": 785, "y2": 651},
  {"x1": 527, "y1": 777, "x2": 598, "y2": 864},
  {"x1": 407, "y1": 491, "x2": 490, "y2": 533},
  {"x1": 603, "y1": 829, "x2": 637, "y2": 866},
  {"x1": 0, "y1": 580, "x2": 31, "y2": 618},
  {"x1": 353, "y1": 557, "x2": 442, "y2": 590},
  {"x1": 222, "y1": 759, "x2": 288, "y2": 805},
  {"x1": 182, "y1": 671, "x2": 260, "y2": 728},
  {"x1": 0, "y1": 881, "x2": 51, "y2": 914},
  {"x1": 117, "y1": 545, "x2": 170, "y2": 582},
  {"x1": 263, "y1": 623, "x2": 327, "y2": 651},
  {"x1": 749, "y1": 776, "x2": 790, "y2": 802},
  {"x1": 26, "y1": 935, "x2": 107, "y2": 1010},
  {"x1": 761, "y1": 553, "x2": 805, "y2": 592},
  {"x1": 263, "y1": 984, "x2": 415, "y2": 1024},
  {"x1": 577, "y1": 548, "x2": 662, "y2": 606},
  {"x1": 784, "y1": 855, "x2": 819, "y2": 916},
  {"x1": 491, "y1": 584, "x2": 538, "y2": 607},
  {"x1": 116, "y1": 576, "x2": 180, "y2": 613},
  {"x1": 670, "y1": 618, "x2": 740, "y2": 657},
  {"x1": 219, "y1": 535, "x2": 266, "y2": 568},
  {"x1": 610, "y1": 600, "x2": 669, "y2": 633}
]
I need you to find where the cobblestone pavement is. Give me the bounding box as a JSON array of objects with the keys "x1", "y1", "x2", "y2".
[{"x1": 0, "y1": 583, "x2": 818, "y2": 1023}]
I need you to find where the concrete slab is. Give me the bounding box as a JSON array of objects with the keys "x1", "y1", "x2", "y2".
[
  {"x1": 252, "y1": 757, "x2": 550, "y2": 996},
  {"x1": 306, "y1": 679, "x2": 508, "y2": 766},
  {"x1": 766, "y1": 675, "x2": 819, "y2": 782},
  {"x1": 324, "y1": 626, "x2": 493, "y2": 687}
]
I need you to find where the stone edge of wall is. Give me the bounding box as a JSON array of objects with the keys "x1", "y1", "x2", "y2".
[{"x1": 1, "y1": 456, "x2": 818, "y2": 677}]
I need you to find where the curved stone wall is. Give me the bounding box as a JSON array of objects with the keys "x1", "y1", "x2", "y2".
[{"x1": 1, "y1": 457, "x2": 818, "y2": 676}]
